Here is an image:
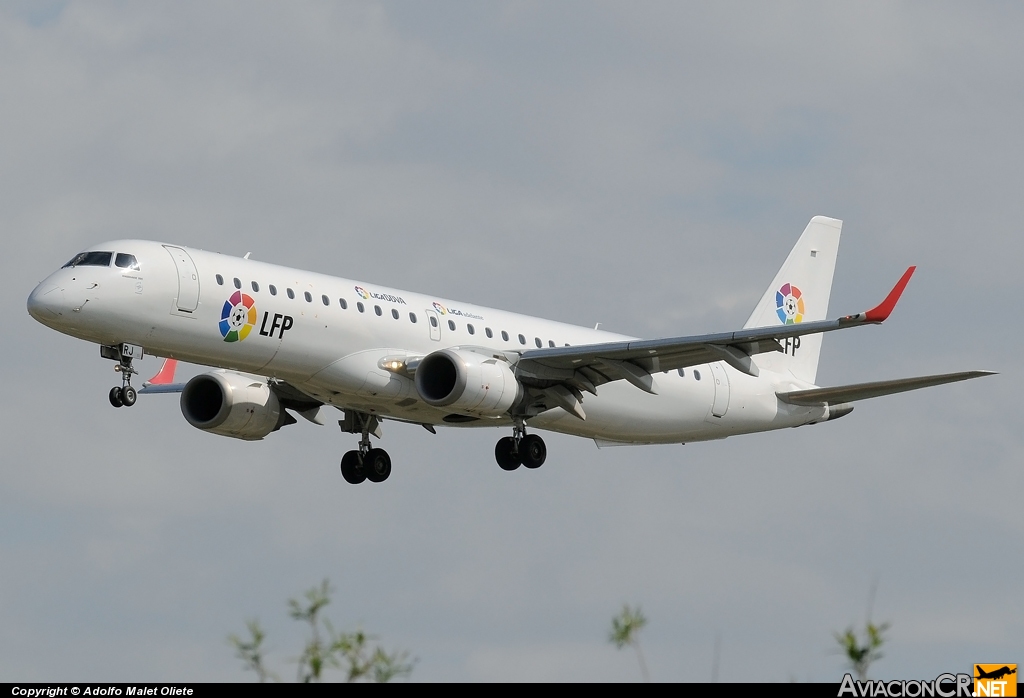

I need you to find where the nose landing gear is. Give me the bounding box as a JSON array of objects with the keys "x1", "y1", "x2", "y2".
[
  {"x1": 102, "y1": 343, "x2": 141, "y2": 408},
  {"x1": 494, "y1": 420, "x2": 547, "y2": 471}
]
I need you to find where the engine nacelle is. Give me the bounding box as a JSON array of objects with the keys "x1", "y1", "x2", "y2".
[
  {"x1": 414, "y1": 348, "x2": 522, "y2": 417},
  {"x1": 180, "y1": 372, "x2": 284, "y2": 441}
]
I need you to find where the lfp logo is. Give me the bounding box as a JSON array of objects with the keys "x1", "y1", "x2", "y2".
[
  {"x1": 354, "y1": 286, "x2": 370, "y2": 300},
  {"x1": 776, "y1": 283, "x2": 805, "y2": 325},
  {"x1": 432, "y1": 301, "x2": 448, "y2": 315},
  {"x1": 219, "y1": 291, "x2": 257, "y2": 342}
]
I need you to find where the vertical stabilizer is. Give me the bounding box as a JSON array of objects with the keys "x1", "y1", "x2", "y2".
[{"x1": 743, "y1": 216, "x2": 842, "y2": 384}]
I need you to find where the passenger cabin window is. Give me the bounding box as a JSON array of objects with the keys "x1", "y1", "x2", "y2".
[
  {"x1": 62, "y1": 251, "x2": 112, "y2": 268},
  {"x1": 322, "y1": 295, "x2": 329, "y2": 306},
  {"x1": 501, "y1": 331, "x2": 509, "y2": 341},
  {"x1": 287, "y1": 288, "x2": 295, "y2": 299},
  {"x1": 694, "y1": 370, "x2": 701, "y2": 381},
  {"x1": 448, "y1": 320, "x2": 456, "y2": 331},
  {"x1": 251, "y1": 281, "x2": 260, "y2": 292},
  {"x1": 429, "y1": 315, "x2": 438, "y2": 327},
  {"x1": 304, "y1": 291, "x2": 312, "y2": 302},
  {"x1": 548, "y1": 340, "x2": 555, "y2": 347},
  {"x1": 485, "y1": 328, "x2": 493, "y2": 339},
  {"x1": 357, "y1": 302, "x2": 365, "y2": 313},
  {"x1": 391, "y1": 309, "x2": 399, "y2": 319},
  {"x1": 535, "y1": 337, "x2": 542, "y2": 348},
  {"x1": 233, "y1": 278, "x2": 241, "y2": 289},
  {"x1": 409, "y1": 312, "x2": 417, "y2": 323},
  {"x1": 374, "y1": 305, "x2": 382, "y2": 316},
  {"x1": 216, "y1": 274, "x2": 224, "y2": 285},
  {"x1": 115, "y1": 253, "x2": 140, "y2": 270},
  {"x1": 678, "y1": 369, "x2": 685, "y2": 377},
  {"x1": 467, "y1": 324, "x2": 475, "y2": 335},
  {"x1": 269, "y1": 285, "x2": 277, "y2": 296},
  {"x1": 339, "y1": 298, "x2": 348, "y2": 309},
  {"x1": 518, "y1": 334, "x2": 526, "y2": 345}
]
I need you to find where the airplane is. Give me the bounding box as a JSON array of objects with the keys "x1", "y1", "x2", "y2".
[
  {"x1": 975, "y1": 666, "x2": 1016, "y2": 681},
  {"x1": 26, "y1": 216, "x2": 994, "y2": 484}
]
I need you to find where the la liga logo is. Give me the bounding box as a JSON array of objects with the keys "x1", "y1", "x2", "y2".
[
  {"x1": 219, "y1": 290, "x2": 257, "y2": 342},
  {"x1": 354, "y1": 286, "x2": 370, "y2": 300},
  {"x1": 776, "y1": 283, "x2": 805, "y2": 325},
  {"x1": 432, "y1": 301, "x2": 448, "y2": 315}
]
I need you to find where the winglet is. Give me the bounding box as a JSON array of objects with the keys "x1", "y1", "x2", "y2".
[
  {"x1": 842, "y1": 266, "x2": 916, "y2": 324},
  {"x1": 145, "y1": 358, "x2": 178, "y2": 386}
]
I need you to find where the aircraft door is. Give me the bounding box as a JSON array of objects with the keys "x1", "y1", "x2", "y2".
[
  {"x1": 425, "y1": 309, "x2": 441, "y2": 341},
  {"x1": 708, "y1": 361, "x2": 730, "y2": 418},
  {"x1": 163, "y1": 245, "x2": 200, "y2": 314}
]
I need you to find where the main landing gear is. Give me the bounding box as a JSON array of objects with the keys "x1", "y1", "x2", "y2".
[
  {"x1": 103, "y1": 344, "x2": 140, "y2": 408},
  {"x1": 495, "y1": 420, "x2": 546, "y2": 471},
  {"x1": 338, "y1": 411, "x2": 391, "y2": 485}
]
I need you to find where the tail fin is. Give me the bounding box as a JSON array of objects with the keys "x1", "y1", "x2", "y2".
[{"x1": 743, "y1": 216, "x2": 842, "y2": 383}]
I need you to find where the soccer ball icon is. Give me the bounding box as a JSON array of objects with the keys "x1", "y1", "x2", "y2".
[{"x1": 775, "y1": 283, "x2": 805, "y2": 325}]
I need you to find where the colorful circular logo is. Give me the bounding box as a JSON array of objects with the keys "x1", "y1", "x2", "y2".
[
  {"x1": 219, "y1": 291, "x2": 257, "y2": 342},
  {"x1": 432, "y1": 301, "x2": 448, "y2": 315},
  {"x1": 354, "y1": 286, "x2": 370, "y2": 300},
  {"x1": 775, "y1": 283, "x2": 805, "y2": 324}
]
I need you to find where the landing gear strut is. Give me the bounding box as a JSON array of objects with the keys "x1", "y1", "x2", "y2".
[
  {"x1": 494, "y1": 420, "x2": 546, "y2": 471},
  {"x1": 103, "y1": 344, "x2": 140, "y2": 408},
  {"x1": 338, "y1": 411, "x2": 392, "y2": 484}
]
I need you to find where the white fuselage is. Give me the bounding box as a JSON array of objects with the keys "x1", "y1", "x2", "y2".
[{"x1": 27, "y1": 240, "x2": 827, "y2": 444}]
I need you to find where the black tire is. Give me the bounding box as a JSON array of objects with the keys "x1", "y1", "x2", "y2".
[
  {"x1": 340, "y1": 450, "x2": 366, "y2": 484},
  {"x1": 520, "y1": 434, "x2": 547, "y2": 469},
  {"x1": 109, "y1": 387, "x2": 123, "y2": 408},
  {"x1": 495, "y1": 436, "x2": 521, "y2": 471},
  {"x1": 121, "y1": 385, "x2": 137, "y2": 407},
  {"x1": 364, "y1": 448, "x2": 392, "y2": 483}
]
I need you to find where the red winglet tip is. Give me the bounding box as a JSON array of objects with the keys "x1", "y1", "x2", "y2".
[
  {"x1": 864, "y1": 266, "x2": 916, "y2": 322},
  {"x1": 148, "y1": 358, "x2": 179, "y2": 385}
]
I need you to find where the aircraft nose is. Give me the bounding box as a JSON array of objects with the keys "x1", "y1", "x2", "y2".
[{"x1": 27, "y1": 283, "x2": 64, "y2": 322}]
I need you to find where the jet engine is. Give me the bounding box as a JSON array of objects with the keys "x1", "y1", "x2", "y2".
[
  {"x1": 180, "y1": 371, "x2": 286, "y2": 440},
  {"x1": 414, "y1": 348, "x2": 522, "y2": 417}
]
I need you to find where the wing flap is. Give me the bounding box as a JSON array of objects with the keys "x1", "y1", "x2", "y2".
[{"x1": 776, "y1": 370, "x2": 995, "y2": 406}]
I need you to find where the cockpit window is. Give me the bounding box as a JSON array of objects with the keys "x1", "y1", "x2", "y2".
[
  {"x1": 62, "y1": 251, "x2": 112, "y2": 268},
  {"x1": 114, "y1": 253, "x2": 140, "y2": 270}
]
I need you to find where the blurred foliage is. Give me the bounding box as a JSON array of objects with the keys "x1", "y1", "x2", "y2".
[
  {"x1": 230, "y1": 579, "x2": 414, "y2": 683},
  {"x1": 835, "y1": 621, "x2": 889, "y2": 681},
  {"x1": 609, "y1": 604, "x2": 650, "y2": 682}
]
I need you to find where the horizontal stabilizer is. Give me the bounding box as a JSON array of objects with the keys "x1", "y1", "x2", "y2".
[{"x1": 777, "y1": 370, "x2": 996, "y2": 406}]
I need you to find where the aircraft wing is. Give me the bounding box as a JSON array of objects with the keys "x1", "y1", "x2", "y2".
[
  {"x1": 139, "y1": 358, "x2": 186, "y2": 393},
  {"x1": 776, "y1": 370, "x2": 996, "y2": 406},
  {"x1": 514, "y1": 267, "x2": 918, "y2": 395},
  {"x1": 137, "y1": 382, "x2": 188, "y2": 394}
]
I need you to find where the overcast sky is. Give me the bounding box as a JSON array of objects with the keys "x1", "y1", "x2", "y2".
[{"x1": 1, "y1": 1, "x2": 1020, "y2": 682}]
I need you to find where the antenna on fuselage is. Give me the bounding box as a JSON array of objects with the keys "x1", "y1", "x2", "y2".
[{"x1": 243, "y1": 252, "x2": 251, "y2": 260}]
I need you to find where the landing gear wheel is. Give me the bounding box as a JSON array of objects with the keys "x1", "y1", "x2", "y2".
[
  {"x1": 109, "y1": 387, "x2": 124, "y2": 408},
  {"x1": 364, "y1": 448, "x2": 392, "y2": 483},
  {"x1": 121, "y1": 385, "x2": 137, "y2": 407},
  {"x1": 520, "y1": 434, "x2": 547, "y2": 469},
  {"x1": 340, "y1": 450, "x2": 366, "y2": 484},
  {"x1": 495, "y1": 437, "x2": 521, "y2": 471}
]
